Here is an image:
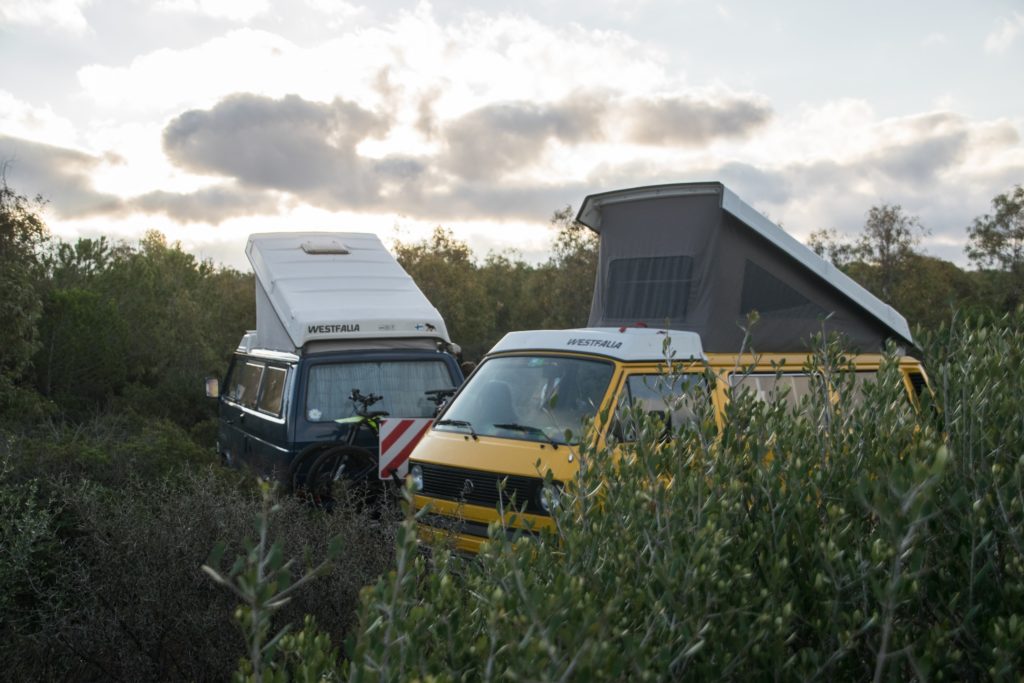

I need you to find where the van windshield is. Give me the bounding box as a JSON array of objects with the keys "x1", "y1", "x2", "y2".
[
  {"x1": 437, "y1": 355, "x2": 614, "y2": 445},
  {"x1": 305, "y1": 360, "x2": 454, "y2": 422}
]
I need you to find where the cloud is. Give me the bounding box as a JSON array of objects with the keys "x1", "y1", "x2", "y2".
[
  {"x1": 0, "y1": 0, "x2": 92, "y2": 33},
  {"x1": 129, "y1": 185, "x2": 281, "y2": 223},
  {"x1": 74, "y1": 6, "x2": 673, "y2": 121},
  {"x1": 0, "y1": 134, "x2": 122, "y2": 218},
  {"x1": 304, "y1": 0, "x2": 364, "y2": 28},
  {"x1": 154, "y1": 0, "x2": 270, "y2": 22},
  {"x1": 163, "y1": 93, "x2": 388, "y2": 206},
  {"x1": 442, "y1": 97, "x2": 604, "y2": 180},
  {"x1": 440, "y1": 91, "x2": 771, "y2": 180},
  {"x1": 0, "y1": 91, "x2": 79, "y2": 148},
  {"x1": 622, "y1": 94, "x2": 772, "y2": 146},
  {"x1": 77, "y1": 29, "x2": 302, "y2": 113},
  {"x1": 984, "y1": 12, "x2": 1024, "y2": 53}
]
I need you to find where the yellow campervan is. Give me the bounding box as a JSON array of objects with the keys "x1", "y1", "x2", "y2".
[
  {"x1": 409, "y1": 181, "x2": 927, "y2": 553},
  {"x1": 409, "y1": 327, "x2": 926, "y2": 553}
]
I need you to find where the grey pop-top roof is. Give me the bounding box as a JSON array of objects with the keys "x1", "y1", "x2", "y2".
[
  {"x1": 246, "y1": 232, "x2": 450, "y2": 353},
  {"x1": 576, "y1": 182, "x2": 914, "y2": 353}
]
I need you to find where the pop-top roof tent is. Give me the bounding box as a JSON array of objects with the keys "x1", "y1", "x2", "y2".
[
  {"x1": 576, "y1": 182, "x2": 914, "y2": 353},
  {"x1": 245, "y1": 232, "x2": 450, "y2": 354}
]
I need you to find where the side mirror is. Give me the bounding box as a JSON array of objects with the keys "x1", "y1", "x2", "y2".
[{"x1": 205, "y1": 376, "x2": 220, "y2": 399}]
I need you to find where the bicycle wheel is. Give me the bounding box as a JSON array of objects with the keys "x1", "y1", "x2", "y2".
[{"x1": 304, "y1": 445, "x2": 377, "y2": 506}]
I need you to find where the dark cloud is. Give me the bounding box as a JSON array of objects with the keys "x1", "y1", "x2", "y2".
[
  {"x1": 622, "y1": 95, "x2": 772, "y2": 146},
  {"x1": 438, "y1": 92, "x2": 772, "y2": 181},
  {"x1": 442, "y1": 97, "x2": 604, "y2": 180},
  {"x1": 129, "y1": 185, "x2": 281, "y2": 223},
  {"x1": 163, "y1": 93, "x2": 388, "y2": 206},
  {"x1": 871, "y1": 131, "x2": 969, "y2": 184},
  {"x1": 0, "y1": 135, "x2": 123, "y2": 217}
]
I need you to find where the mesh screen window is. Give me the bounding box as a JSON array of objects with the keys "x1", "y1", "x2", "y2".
[{"x1": 606, "y1": 255, "x2": 694, "y2": 320}]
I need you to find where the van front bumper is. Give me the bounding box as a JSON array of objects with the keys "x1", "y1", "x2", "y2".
[{"x1": 413, "y1": 495, "x2": 553, "y2": 554}]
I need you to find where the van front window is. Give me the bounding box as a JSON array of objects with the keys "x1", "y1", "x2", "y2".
[
  {"x1": 437, "y1": 355, "x2": 614, "y2": 444},
  {"x1": 305, "y1": 360, "x2": 454, "y2": 421}
]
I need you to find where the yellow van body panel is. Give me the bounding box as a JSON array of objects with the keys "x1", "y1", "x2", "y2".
[
  {"x1": 412, "y1": 349, "x2": 927, "y2": 553},
  {"x1": 409, "y1": 430, "x2": 578, "y2": 482}
]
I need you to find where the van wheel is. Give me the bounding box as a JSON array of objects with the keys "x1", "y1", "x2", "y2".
[{"x1": 299, "y1": 445, "x2": 377, "y2": 508}]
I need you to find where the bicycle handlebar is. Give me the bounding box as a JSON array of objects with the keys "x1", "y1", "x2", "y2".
[{"x1": 349, "y1": 388, "x2": 383, "y2": 410}]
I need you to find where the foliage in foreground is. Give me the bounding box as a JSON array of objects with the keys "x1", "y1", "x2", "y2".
[
  {"x1": 0, "y1": 415, "x2": 399, "y2": 681},
  {"x1": 345, "y1": 313, "x2": 1024, "y2": 681}
]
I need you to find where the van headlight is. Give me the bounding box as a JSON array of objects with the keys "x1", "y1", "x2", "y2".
[
  {"x1": 409, "y1": 464, "x2": 424, "y2": 492},
  {"x1": 538, "y1": 484, "x2": 561, "y2": 513}
]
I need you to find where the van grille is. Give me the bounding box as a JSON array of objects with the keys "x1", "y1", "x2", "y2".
[{"x1": 418, "y1": 463, "x2": 548, "y2": 516}]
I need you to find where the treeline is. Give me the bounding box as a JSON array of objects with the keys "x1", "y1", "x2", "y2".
[
  {"x1": 3, "y1": 175, "x2": 1023, "y2": 424},
  {"x1": 393, "y1": 206, "x2": 598, "y2": 360},
  {"x1": 0, "y1": 178, "x2": 254, "y2": 428}
]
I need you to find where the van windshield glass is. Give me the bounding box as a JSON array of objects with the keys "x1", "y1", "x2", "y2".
[
  {"x1": 305, "y1": 360, "x2": 454, "y2": 422},
  {"x1": 437, "y1": 355, "x2": 614, "y2": 444}
]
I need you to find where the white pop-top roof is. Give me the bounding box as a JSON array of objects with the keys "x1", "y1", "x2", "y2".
[
  {"x1": 488, "y1": 327, "x2": 706, "y2": 362},
  {"x1": 246, "y1": 232, "x2": 450, "y2": 351}
]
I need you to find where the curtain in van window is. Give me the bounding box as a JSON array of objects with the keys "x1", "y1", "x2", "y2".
[{"x1": 305, "y1": 361, "x2": 453, "y2": 421}]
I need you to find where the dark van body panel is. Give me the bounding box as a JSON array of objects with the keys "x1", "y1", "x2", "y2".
[{"x1": 217, "y1": 348, "x2": 463, "y2": 482}]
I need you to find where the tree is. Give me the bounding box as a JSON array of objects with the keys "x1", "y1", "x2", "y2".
[
  {"x1": 964, "y1": 186, "x2": 1024, "y2": 309},
  {"x1": 394, "y1": 227, "x2": 495, "y2": 359},
  {"x1": 0, "y1": 171, "x2": 48, "y2": 415},
  {"x1": 807, "y1": 228, "x2": 860, "y2": 269},
  {"x1": 856, "y1": 204, "x2": 928, "y2": 301},
  {"x1": 967, "y1": 185, "x2": 1024, "y2": 284},
  {"x1": 808, "y1": 204, "x2": 927, "y2": 304},
  {"x1": 531, "y1": 205, "x2": 599, "y2": 329}
]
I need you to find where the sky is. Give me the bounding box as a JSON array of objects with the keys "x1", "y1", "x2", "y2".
[{"x1": 1, "y1": 0, "x2": 1022, "y2": 270}]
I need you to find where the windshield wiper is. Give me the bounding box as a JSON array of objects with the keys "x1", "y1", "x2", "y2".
[
  {"x1": 492, "y1": 423, "x2": 560, "y2": 449},
  {"x1": 436, "y1": 419, "x2": 478, "y2": 440}
]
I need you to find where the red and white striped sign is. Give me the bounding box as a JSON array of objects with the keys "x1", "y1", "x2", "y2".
[{"x1": 377, "y1": 418, "x2": 433, "y2": 479}]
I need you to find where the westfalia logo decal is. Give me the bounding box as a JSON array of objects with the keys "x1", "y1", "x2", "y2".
[
  {"x1": 566, "y1": 337, "x2": 622, "y2": 349},
  {"x1": 307, "y1": 323, "x2": 360, "y2": 334}
]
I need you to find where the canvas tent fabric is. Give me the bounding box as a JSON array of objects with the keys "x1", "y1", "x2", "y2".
[
  {"x1": 246, "y1": 232, "x2": 450, "y2": 353},
  {"x1": 576, "y1": 183, "x2": 914, "y2": 353}
]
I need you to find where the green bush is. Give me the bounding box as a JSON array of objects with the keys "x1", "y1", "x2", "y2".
[
  {"x1": 2, "y1": 412, "x2": 217, "y2": 495},
  {"x1": 0, "y1": 461, "x2": 398, "y2": 681},
  {"x1": 346, "y1": 315, "x2": 1024, "y2": 681}
]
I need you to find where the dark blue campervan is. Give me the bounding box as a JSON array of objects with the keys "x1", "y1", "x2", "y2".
[{"x1": 207, "y1": 232, "x2": 463, "y2": 489}]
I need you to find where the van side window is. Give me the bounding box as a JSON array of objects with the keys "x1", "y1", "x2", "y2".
[
  {"x1": 729, "y1": 373, "x2": 819, "y2": 415},
  {"x1": 846, "y1": 371, "x2": 879, "y2": 408},
  {"x1": 257, "y1": 366, "x2": 288, "y2": 417},
  {"x1": 612, "y1": 373, "x2": 705, "y2": 443},
  {"x1": 232, "y1": 361, "x2": 265, "y2": 409}
]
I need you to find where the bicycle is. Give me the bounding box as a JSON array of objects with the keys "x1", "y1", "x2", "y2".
[{"x1": 290, "y1": 388, "x2": 389, "y2": 507}]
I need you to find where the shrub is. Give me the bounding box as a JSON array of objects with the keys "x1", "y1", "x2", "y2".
[
  {"x1": 346, "y1": 317, "x2": 1024, "y2": 681},
  {"x1": 0, "y1": 466, "x2": 398, "y2": 681},
  {"x1": 2, "y1": 412, "x2": 217, "y2": 495}
]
